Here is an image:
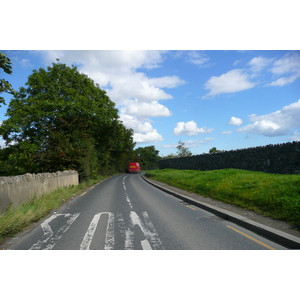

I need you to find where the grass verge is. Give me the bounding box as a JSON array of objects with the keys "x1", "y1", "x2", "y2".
[
  {"x1": 145, "y1": 169, "x2": 300, "y2": 228},
  {"x1": 0, "y1": 174, "x2": 114, "y2": 244}
]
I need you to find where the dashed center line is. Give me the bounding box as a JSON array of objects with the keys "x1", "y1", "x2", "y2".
[{"x1": 123, "y1": 176, "x2": 133, "y2": 209}]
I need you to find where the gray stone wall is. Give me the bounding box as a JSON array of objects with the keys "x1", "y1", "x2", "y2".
[
  {"x1": 0, "y1": 170, "x2": 79, "y2": 214},
  {"x1": 159, "y1": 142, "x2": 300, "y2": 174}
]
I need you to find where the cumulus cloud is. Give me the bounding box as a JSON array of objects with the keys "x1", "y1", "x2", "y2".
[
  {"x1": 40, "y1": 50, "x2": 184, "y2": 144},
  {"x1": 120, "y1": 114, "x2": 152, "y2": 133},
  {"x1": 228, "y1": 116, "x2": 243, "y2": 126},
  {"x1": 148, "y1": 76, "x2": 185, "y2": 88},
  {"x1": 133, "y1": 131, "x2": 163, "y2": 143},
  {"x1": 202, "y1": 52, "x2": 299, "y2": 99},
  {"x1": 120, "y1": 114, "x2": 163, "y2": 143},
  {"x1": 203, "y1": 69, "x2": 255, "y2": 98},
  {"x1": 41, "y1": 50, "x2": 183, "y2": 105},
  {"x1": 174, "y1": 120, "x2": 214, "y2": 136},
  {"x1": 120, "y1": 100, "x2": 172, "y2": 117},
  {"x1": 107, "y1": 73, "x2": 177, "y2": 104},
  {"x1": 238, "y1": 99, "x2": 300, "y2": 137}
]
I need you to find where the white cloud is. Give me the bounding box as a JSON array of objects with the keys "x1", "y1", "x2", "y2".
[
  {"x1": 133, "y1": 131, "x2": 163, "y2": 143},
  {"x1": 120, "y1": 114, "x2": 163, "y2": 143},
  {"x1": 41, "y1": 50, "x2": 181, "y2": 105},
  {"x1": 107, "y1": 73, "x2": 176, "y2": 104},
  {"x1": 228, "y1": 116, "x2": 243, "y2": 126},
  {"x1": 268, "y1": 52, "x2": 300, "y2": 86},
  {"x1": 174, "y1": 120, "x2": 214, "y2": 136},
  {"x1": 148, "y1": 76, "x2": 185, "y2": 88},
  {"x1": 40, "y1": 50, "x2": 184, "y2": 144},
  {"x1": 271, "y1": 52, "x2": 300, "y2": 75},
  {"x1": 248, "y1": 56, "x2": 272, "y2": 73},
  {"x1": 120, "y1": 114, "x2": 153, "y2": 133},
  {"x1": 121, "y1": 100, "x2": 172, "y2": 117},
  {"x1": 203, "y1": 69, "x2": 255, "y2": 98},
  {"x1": 186, "y1": 51, "x2": 209, "y2": 66},
  {"x1": 267, "y1": 76, "x2": 298, "y2": 87},
  {"x1": 238, "y1": 99, "x2": 300, "y2": 137}
]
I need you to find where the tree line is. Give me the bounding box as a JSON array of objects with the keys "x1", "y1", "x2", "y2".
[
  {"x1": 0, "y1": 54, "x2": 139, "y2": 180},
  {"x1": 0, "y1": 53, "x2": 220, "y2": 178}
]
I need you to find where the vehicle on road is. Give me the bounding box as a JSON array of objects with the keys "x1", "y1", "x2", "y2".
[{"x1": 128, "y1": 162, "x2": 141, "y2": 174}]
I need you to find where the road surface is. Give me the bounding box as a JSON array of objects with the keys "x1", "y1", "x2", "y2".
[{"x1": 9, "y1": 174, "x2": 288, "y2": 250}]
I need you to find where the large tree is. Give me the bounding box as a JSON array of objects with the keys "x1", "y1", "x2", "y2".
[
  {"x1": 134, "y1": 145, "x2": 160, "y2": 170},
  {"x1": 0, "y1": 62, "x2": 135, "y2": 178}
]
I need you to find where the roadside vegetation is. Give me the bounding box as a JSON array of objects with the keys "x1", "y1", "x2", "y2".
[
  {"x1": 0, "y1": 54, "x2": 136, "y2": 180},
  {"x1": 145, "y1": 169, "x2": 300, "y2": 228},
  {"x1": 0, "y1": 52, "x2": 163, "y2": 245},
  {"x1": 0, "y1": 174, "x2": 112, "y2": 244}
]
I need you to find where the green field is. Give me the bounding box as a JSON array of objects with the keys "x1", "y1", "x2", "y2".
[{"x1": 145, "y1": 169, "x2": 300, "y2": 227}]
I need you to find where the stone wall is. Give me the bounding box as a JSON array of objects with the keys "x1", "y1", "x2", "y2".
[
  {"x1": 0, "y1": 170, "x2": 79, "y2": 214},
  {"x1": 159, "y1": 142, "x2": 300, "y2": 174}
]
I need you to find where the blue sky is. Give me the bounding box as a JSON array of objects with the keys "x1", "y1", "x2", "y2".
[{"x1": 1, "y1": 50, "x2": 300, "y2": 156}]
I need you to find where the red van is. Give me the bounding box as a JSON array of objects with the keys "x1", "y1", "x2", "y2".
[{"x1": 128, "y1": 162, "x2": 141, "y2": 174}]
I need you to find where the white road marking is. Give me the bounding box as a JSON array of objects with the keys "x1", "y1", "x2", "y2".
[
  {"x1": 80, "y1": 211, "x2": 164, "y2": 250},
  {"x1": 123, "y1": 176, "x2": 133, "y2": 209},
  {"x1": 125, "y1": 227, "x2": 134, "y2": 250},
  {"x1": 30, "y1": 213, "x2": 80, "y2": 250},
  {"x1": 141, "y1": 239, "x2": 152, "y2": 250},
  {"x1": 123, "y1": 176, "x2": 127, "y2": 191},
  {"x1": 142, "y1": 211, "x2": 165, "y2": 250},
  {"x1": 80, "y1": 212, "x2": 114, "y2": 250},
  {"x1": 80, "y1": 213, "x2": 101, "y2": 250},
  {"x1": 105, "y1": 213, "x2": 115, "y2": 250},
  {"x1": 126, "y1": 195, "x2": 133, "y2": 209},
  {"x1": 128, "y1": 211, "x2": 164, "y2": 250}
]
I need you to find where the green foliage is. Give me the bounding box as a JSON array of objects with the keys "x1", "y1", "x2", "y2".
[
  {"x1": 209, "y1": 147, "x2": 221, "y2": 153},
  {"x1": 145, "y1": 168, "x2": 300, "y2": 227},
  {"x1": 0, "y1": 52, "x2": 15, "y2": 106},
  {"x1": 134, "y1": 145, "x2": 160, "y2": 170},
  {"x1": 0, "y1": 146, "x2": 16, "y2": 175},
  {"x1": 176, "y1": 140, "x2": 192, "y2": 157},
  {"x1": 162, "y1": 153, "x2": 177, "y2": 159},
  {"x1": 0, "y1": 62, "x2": 135, "y2": 179}
]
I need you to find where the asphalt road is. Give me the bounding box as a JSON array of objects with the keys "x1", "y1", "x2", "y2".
[{"x1": 8, "y1": 173, "x2": 288, "y2": 250}]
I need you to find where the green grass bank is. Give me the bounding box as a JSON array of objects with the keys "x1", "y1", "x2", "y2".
[
  {"x1": 0, "y1": 174, "x2": 112, "y2": 244},
  {"x1": 145, "y1": 169, "x2": 300, "y2": 228}
]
